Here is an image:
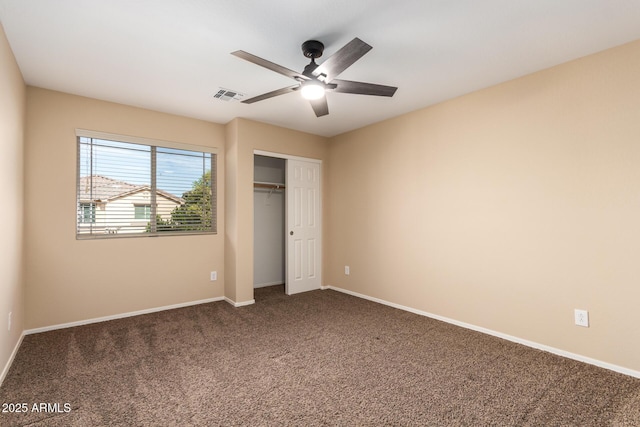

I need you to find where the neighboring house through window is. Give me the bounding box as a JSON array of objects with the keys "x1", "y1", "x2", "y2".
[{"x1": 76, "y1": 130, "x2": 217, "y2": 238}]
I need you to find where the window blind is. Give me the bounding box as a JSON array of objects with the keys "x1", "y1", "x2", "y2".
[{"x1": 77, "y1": 135, "x2": 216, "y2": 238}]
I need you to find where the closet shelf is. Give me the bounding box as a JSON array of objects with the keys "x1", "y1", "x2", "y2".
[{"x1": 254, "y1": 182, "x2": 285, "y2": 190}]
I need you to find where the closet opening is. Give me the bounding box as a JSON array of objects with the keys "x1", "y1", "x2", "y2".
[
  {"x1": 253, "y1": 154, "x2": 286, "y2": 296},
  {"x1": 253, "y1": 150, "x2": 322, "y2": 300}
]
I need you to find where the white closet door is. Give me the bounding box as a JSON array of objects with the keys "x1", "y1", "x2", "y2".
[{"x1": 286, "y1": 159, "x2": 321, "y2": 295}]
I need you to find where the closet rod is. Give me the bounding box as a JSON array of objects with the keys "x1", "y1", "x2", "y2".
[{"x1": 254, "y1": 182, "x2": 285, "y2": 190}]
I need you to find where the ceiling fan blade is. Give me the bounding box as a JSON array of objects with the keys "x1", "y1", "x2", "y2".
[
  {"x1": 312, "y1": 38, "x2": 372, "y2": 82},
  {"x1": 309, "y1": 96, "x2": 329, "y2": 117},
  {"x1": 231, "y1": 50, "x2": 307, "y2": 81},
  {"x1": 330, "y1": 79, "x2": 398, "y2": 97},
  {"x1": 242, "y1": 85, "x2": 299, "y2": 104}
]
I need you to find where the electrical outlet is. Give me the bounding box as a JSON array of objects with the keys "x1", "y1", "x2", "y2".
[
  {"x1": 344, "y1": 266, "x2": 350, "y2": 275},
  {"x1": 210, "y1": 271, "x2": 217, "y2": 281},
  {"x1": 574, "y1": 309, "x2": 589, "y2": 327},
  {"x1": 8, "y1": 311, "x2": 12, "y2": 331}
]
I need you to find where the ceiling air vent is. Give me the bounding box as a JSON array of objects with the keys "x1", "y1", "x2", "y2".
[{"x1": 214, "y1": 88, "x2": 244, "y2": 102}]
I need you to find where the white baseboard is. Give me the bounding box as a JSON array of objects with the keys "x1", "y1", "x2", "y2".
[
  {"x1": 224, "y1": 297, "x2": 255, "y2": 307},
  {"x1": 324, "y1": 285, "x2": 640, "y2": 379},
  {"x1": 1, "y1": 332, "x2": 25, "y2": 388},
  {"x1": 24, "y1": 296, "x2": 225, "y2": 335}
]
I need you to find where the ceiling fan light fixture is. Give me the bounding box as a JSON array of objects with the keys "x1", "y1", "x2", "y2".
[{"x1": 300, "y1": 81, "x2": 325, "y2": 100}]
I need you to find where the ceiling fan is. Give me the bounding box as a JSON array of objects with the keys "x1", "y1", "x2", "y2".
[{"x1": 231, "y1": 38, "x2": 398, "y2": 117}]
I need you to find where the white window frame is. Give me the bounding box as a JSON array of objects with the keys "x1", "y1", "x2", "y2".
[{"x1": 76, "y1": 129, "x2": 218, "y2": 239}]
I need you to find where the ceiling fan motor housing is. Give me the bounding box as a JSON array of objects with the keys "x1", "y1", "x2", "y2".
[{"x1": 302, "y1": 40, "x2": 324, "y2": 59}]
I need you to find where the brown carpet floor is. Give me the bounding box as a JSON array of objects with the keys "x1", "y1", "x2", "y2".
[{"x1": 1, "y1": 285, "x2": 639, "y2": 426}]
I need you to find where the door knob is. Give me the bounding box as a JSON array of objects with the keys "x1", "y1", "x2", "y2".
[{"x1": 290, "y1": 231, "x2": 294, "y2": 235}]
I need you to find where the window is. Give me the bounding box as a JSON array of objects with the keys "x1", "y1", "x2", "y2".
[
  {"x1": 134, "y1": 204, "x2": 151, "y2": 220},
  {"x1": 78, "y1": 203, "x2": 95, "y2": 223},
  {"x1": 77, "y1": 131, "x2": 216, "y2": 238}
]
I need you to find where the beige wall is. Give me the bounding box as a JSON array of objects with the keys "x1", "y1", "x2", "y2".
[
  {"x1": 326, "y1": 40, "x2": 640, "y2": 372},
  {"x1": 224, "y1": 119, "x2": 239, "y2": 303},
  {"x1": 225, "y1": 118, "x2": 328, "y2": 304},
  {"x1": 0, "y1": 22, "x2": 25, "y2": 381},
  {"x1": 24, "y1": 88, "x2": 226, "y2": 329}
]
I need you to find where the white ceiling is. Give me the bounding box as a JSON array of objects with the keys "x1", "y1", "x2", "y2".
[{"x1": 1, "y1": 1, "x2": 640, "y2": 137}]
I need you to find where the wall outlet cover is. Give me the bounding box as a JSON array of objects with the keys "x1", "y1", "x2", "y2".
[{"x1": 574, "y1": 309, "x2": 589, "y2": 327}]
